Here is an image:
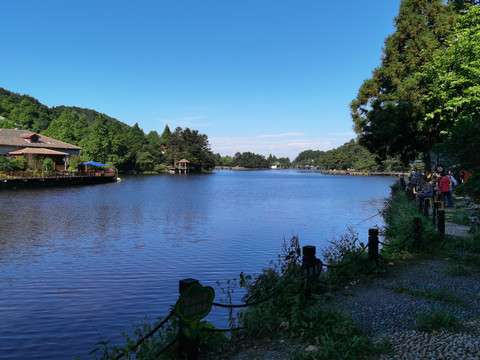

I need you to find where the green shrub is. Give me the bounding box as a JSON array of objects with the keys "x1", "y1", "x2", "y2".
[
  {"x1": 0, "y1": 156, "x2": 20, "y2": 172},
  {"x1": 456, "y1": 173, "x2": 480, "y2": 200},
  {"x1": 380, "y1": 183, "x2": 438, "y2": 259},
  {"x1": 414, "y1": 308, "x2": 460, "y2": 332},
  {"x1": 13, "y1": 156, "x2": 27, "y2": 171},
  {"x1": 42, "y1": 157, "x2": 54, "y2": 172},
  {"x1": 68, "y1": 155, "x2": 84, "y2": 171},
  {"x1": 321, "y1": 227, "x2": 378, "y2": 285}
]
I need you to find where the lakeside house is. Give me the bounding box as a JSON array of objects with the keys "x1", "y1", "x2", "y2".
[{"x1": 0, "y1": 129, "x2": 82, "y2": 171}]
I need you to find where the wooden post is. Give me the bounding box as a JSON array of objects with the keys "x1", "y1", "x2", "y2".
[
  {"x1": 302, "y1": 246, "x2": 322, "y2": 284},
  {"x1": 424, "y1": 198, "x2": 429, "y2": 217},
  {"x1": 178, "y1": 278, "x2": 200, "y2": 360},
  {"x1": 368, "y1": 228, "x2": 379, "y2": 265},
  {"x1": 438, "y1": 210, "x2": 445, "y2": 235},
  {"x1": 418, "y1": 197, "x2": 424, "y2": 214},
  {"x1": 413, "y1": 217, "x2": 422, "y2": 246},
  {"x1": 432, "y1": 201, "x2": 438, "y2": 226}
]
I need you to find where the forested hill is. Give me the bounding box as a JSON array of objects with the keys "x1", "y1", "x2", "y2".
[
  {"x1": 293, "y1": 139, "x2": 407, "y2": 172},
  {"x1": 0, "y1": 87, "x2": 215, "y2": 173}
]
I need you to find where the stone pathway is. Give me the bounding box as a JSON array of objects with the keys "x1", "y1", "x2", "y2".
[{"x1": 445, "y1": 221, "x2": 471, "y2": 237}]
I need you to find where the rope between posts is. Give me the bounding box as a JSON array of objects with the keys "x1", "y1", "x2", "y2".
[
  {"x1": 203, "y1": 326, "x2": 244, "y2": 333},
  {"x1": 378, "y1": 238, "x2": 409, "y2": 248},
  {"x1": 115, "y1": 310, "x2": 175, "y2": 360},
  {"x1": 212, "y1": 286, "x2": 282, "y2": 308},
  {"x1": 320, "y1": 243, "x2": 369, "y2": 269},
  {"x1": 154, "y1": 334, "x2": 179, "y2": 358},
  {"x1": 352, "y1": 213, "x2": 381, "y2": 226}
]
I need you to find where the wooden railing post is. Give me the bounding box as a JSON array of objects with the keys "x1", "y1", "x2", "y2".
[
  {"x1": 302, "y1": 245, "x2": 322, "y2": 284},
  {"x1": 368, "y1": 228, "x2": 379, "y2": 265},
  {"x1": 438, "y1": 210, "x2": 445, "y2": 235},
  {"x1": 413, "y1": 217, "x2": 422, "y2": 246},
  {"x1": 424, "y1": 198, "x2": 430, "y2": 217},
  {"x1": 418, "y1": 197, "x2": 424, "y2": 214}
]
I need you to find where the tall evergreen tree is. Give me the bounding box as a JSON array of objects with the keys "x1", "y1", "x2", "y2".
[
  {"x1": 421, "y1": 5, "x2": 480, "y2": 172},
  {"x1": 42, "y1": 108, "x2": 86, "y2": 144},
  {"x1": 350, "y1": 0, "x2": 458, "y2": 164}
]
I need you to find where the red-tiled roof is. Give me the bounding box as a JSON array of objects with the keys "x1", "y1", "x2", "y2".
[
  {"x1": 0, "y1": 129, "x2": 82, "y2": 150},
  {"x1": 179, "y1": 159, "x2": 190, "y2": 163},
  {"x1": 9, "y1": 147, "x2": 70, "y2": 156}
]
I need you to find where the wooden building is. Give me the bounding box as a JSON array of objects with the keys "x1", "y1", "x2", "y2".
[
  {"x1": 177, "y1": 159, "x2": 190, "y2": 174},
  {"x1": 0, "y1": 129, "x2": 82, "y2": 171}
]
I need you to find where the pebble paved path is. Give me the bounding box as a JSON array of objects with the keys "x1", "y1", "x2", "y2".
[
  {"x1": 224, "y1": 206, "x2": 480, "y2": 360},
  {"x1": 328, "y1": 216, "x2": 480, "y2": 360}
]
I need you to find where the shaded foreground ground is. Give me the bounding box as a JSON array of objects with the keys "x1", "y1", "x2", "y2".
[{"x1": 221, "y1": 202, "x2": 480, "y2": 359}]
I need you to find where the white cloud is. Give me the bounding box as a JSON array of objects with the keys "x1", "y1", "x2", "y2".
[
  {"x1": 257, "y1": 132, "x2": 305, "y2": 138},
  {"x1": 155, "y1": 116, "x2": 209, "y2": 129},
  {"x1": 333, "y1": 132, "x2": 355, "y2": 136},
  {"x1": 209, "y1": 136, "x2": 336, "y2": 160}
]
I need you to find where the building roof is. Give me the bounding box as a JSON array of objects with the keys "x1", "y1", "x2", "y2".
[
  {"x1": 0, "y1": 129, "x2": 82, "y2": 150},
  {"x1": 178, "y1": 159, "x2": 190, "y2": 163},
  {"x1": 9, "y1": 147, "x2": 70, "y2": 156}
]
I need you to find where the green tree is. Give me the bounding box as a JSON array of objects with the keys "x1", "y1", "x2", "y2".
[
  {"x1": 0, "y1": 117, "x2": 15, "y2": 129},
  {"x1": 159, "y1": 124, "x2": 172, "y2": 147},
  {"x1": 421, "y1": 5, "x2": 480, "y2": 174},
  {"x1": 277, "y1": 157, "x2": 291, "y2": 168},
  {"x1": 42, "y1": 108, "x2": 86, "y2": 145},
  {"x1": 166, "y1": 127, "x2": 214, "y2": 172},
  {"x1": 350, "y1": 0, "x2": 458, "y2": 165},
  {"x1": 79, "y1": 115, "x2": 113, "y2": 164},
  {"x1": 7, "y1": 96, "x2": 51, "y2": 132},
  {"x1": 233, "y1": 152, "x2": 269, "y2": 168},
  {"x1": 293, "y1": 150, "x2": 326, "y2": 166}
]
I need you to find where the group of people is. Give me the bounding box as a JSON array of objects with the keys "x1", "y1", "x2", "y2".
[{"x1": 407, "y1": 166, "x2": 465, "y2": 208}]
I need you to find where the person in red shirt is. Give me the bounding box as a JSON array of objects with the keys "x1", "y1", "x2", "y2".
[{"x1": 439, "y1": 172, "x2": 453, "y2": 207}]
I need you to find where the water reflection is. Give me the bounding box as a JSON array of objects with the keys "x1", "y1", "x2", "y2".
[{"x1": 0, "y1": 171, "x2": 396, "y2": 359}]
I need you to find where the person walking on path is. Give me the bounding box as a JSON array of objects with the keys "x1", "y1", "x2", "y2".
[
  {"x1": 448, "y1": 170, "x2": 457, "y2": 195},
  {"x1": 439, "y1": 172, "x2": 454, "y2": 207}
]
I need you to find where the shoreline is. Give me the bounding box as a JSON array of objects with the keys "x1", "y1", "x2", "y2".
[
  {"x1": 0, "y1": 173, "x2": 117, "y2": 189},
  {"x1": 215, "y1": 166, "x2": 407, "y2": 177}
]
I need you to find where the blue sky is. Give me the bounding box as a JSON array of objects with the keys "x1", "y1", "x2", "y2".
[{"x1": 1, "y1": 0, "x2": 400, "y2": 160}]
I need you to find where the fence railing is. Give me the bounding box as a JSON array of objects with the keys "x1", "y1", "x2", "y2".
[
  {"x1": 406, "y1": 185, "x2": 446, "y2": 235},
  {"x1": 0, "y1": 170, "x2": 116, "y2": 179}
]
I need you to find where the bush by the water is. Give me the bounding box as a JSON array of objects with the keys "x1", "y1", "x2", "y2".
[{"x1": 381, "y1": 182, "x2": 439, "y2": 260}]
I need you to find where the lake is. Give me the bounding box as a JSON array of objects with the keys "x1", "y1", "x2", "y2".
[{"x1": 0, "y1": 169, "x2": 397, "y2": 359}]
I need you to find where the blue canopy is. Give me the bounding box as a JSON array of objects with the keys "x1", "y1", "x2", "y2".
[{"x1": 83, "y1": 161, "x2": 109, "y2": 167}]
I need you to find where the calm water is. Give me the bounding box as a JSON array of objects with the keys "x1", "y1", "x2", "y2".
[{"x1": 0, "y1": 170, "x2": 396, "y2": 359}]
